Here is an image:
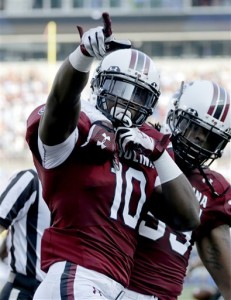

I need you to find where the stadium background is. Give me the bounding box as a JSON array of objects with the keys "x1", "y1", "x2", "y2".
[{"x1": 0, "y1": 0, "x2": 230, "y2": 299}]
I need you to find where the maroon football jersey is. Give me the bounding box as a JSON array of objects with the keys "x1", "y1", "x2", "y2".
[
  {"x1": 128, "y1": 168, "x2": 231, "y2": 298},
  {"x1": 25, "y1": 104, "x2": 161, "y2": 287}
]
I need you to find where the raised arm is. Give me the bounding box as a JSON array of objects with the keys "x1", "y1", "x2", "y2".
[
  {"x1": 38, "y1": 59, "x2": 88, "y2": 145},
  {"x1": 39, "y1": 12, "x2": 130, "y2": 146},
  {"x1": 149, "y1": 152, "x2": 200, "y2": 232}
]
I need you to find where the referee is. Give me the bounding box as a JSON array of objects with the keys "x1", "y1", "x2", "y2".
[{"x1": 0, "y1": 169, "x2": 50, "y2": 300}]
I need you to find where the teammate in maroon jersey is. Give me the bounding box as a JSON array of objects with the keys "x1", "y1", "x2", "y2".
[
  {"x1": 25, "y1": 13, "x2": 199, "y2": 300},
  {"x1": 123, "y1": 80, "x2": 231, "y2": 300}
]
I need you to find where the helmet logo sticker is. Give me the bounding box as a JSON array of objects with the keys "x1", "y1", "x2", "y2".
[
  {"x1": 129, "y1": 49, "x2": 151, "y2": 75},
  {"x1": 108, "y1": 66, "x2": 120, "y2": 72},
  {"x1": 207, "y1": 82, "x2": 230, "y2": 122}
]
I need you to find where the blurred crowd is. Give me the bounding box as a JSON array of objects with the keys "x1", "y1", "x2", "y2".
[{"x1": 0, "y1": 66, "x2": 48, "y2": 158}]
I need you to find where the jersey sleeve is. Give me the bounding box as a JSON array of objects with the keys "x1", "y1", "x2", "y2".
[
  {"x1": 26, "y1": 103, "x2": 92, "y2": 163},
  {"x1": 26, "y1": 104, "x2": 45, "y2": 163},
  {"x1": 192, "y1": 170, "x2": 231, "y2": 240}
]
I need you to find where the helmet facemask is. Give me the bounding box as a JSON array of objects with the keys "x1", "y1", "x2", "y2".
[
  {"x1": 168, "y1": 109, "x2": 229, "y2": 170},
  {"x1": 93, "y1": 71, "x2": 160, "y2": 127}
]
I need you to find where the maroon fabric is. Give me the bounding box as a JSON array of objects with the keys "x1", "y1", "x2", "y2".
[
  {"x1": 26, "y1": 105, "x2": 160, "y2": 287},
  {"x1": 128, "y1": 168, "x2": 231, "y2": 298}
]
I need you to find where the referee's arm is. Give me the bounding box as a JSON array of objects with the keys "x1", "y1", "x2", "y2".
[{"x1": 0, "y1": 227, "x2": 7, "y2": 260}]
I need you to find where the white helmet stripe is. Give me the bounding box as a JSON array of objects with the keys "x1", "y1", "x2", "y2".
[
  {"x1": 220, "y1": 88, "x2": 230, "y2": 122},
  {"x1": 213, "y1": 83, "x2": 225, "y2": 120},
  {"x1": 207, "y1": 81, "x2": 218, "y2": 117},
  {"x1": 143, "y1": 55, "x2": 151, "y2": 76},
  {"x1": 136, "y1": 50, "x2": 145, "y2": 73}
]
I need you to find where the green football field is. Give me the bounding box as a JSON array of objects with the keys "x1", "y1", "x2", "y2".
[{"x1": 179, "y1": 286, "x2": 195, "y2": 300}]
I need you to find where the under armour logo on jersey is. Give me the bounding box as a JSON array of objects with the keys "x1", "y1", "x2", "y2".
[
  {"x1": 38, "y1": 106, "x2": 45, "y2": 115},
  {"x1": 81, "y1": 121, "x2": 116, "y2": 155},
  {"x1": 209, "y1": 178, "x2": 214, "y2": 185},
  {"x1": 97, "y1": 133, "x2": 111, "y2": 149},
  {"x1": 202, "y1": 178, "x2": 213, "y2": 185},
  {"x1": 92, "y1": 286, "x2": 102, "y2": 296}
]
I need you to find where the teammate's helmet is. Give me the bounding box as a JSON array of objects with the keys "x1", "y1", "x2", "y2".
[
  {"x1": 90, "y1": 49, "x2": 160, "y2": 127},
  {"x1": 167, "y1": 80, "x2": 231, "y2": 169}
]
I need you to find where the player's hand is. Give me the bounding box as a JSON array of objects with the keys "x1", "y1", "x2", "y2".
[
  {"x1": 116, "y1": 127, "x2": 170, "y2": 161},
  {"x1": 116, "y1": 127, "x2": 154, "y2": 157},
  {"x1": 77, "y1": 12, "x2": 131, "y2": 60}
]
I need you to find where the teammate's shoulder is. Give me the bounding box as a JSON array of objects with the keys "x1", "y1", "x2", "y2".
[
  {"x1": 141, "y1": 122, "x2": 164, "y2": 139},
  {"x1": 204, "y1": 168, "x2": 231, "y2": 194},
  {"x1": 80, "y1": 99, "x2": 107, "y2": 124},
  {"x1": 204, "y1": 168, "x2": 229, "y2": 183},
  {"x1": 79, "y1": 99, "x2": 110, "y2": 132}
]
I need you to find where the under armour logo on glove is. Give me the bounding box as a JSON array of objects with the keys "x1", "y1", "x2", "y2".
[
  {"x1": 81, "y1": 120, "x2": 116, "y2": 155},
  {"x1": 116, "y1": 127, "x2": 155, "y2": 158},
  {"x1": 92, "y1": 286, "x2": 102, "y2": 296},
  {"x1": 116, "y1": 127, "x2": 171, "y2": 161}
]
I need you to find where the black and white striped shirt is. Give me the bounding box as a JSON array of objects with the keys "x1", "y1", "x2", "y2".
[{"x1": 0, "y1": 169, "x2": 50, "y2": 281}]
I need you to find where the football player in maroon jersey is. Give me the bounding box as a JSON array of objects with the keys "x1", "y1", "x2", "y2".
[
  {"x1": 123, "y1": 80, "x2": 231, "y2": 300},
  {"x1": 25, "y1": 13, "x2": 200, "y2": 300}
]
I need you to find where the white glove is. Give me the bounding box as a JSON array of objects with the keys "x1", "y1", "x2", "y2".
[
  {"x1": 79, "y1": 26, "x2": 112, "y2": 60},
  {"x1": 116, "y1": 127, "x2": 154, "y2": 155},
  {"x1": 77, "y1": 12, "x2": 131, "y2": 60}
]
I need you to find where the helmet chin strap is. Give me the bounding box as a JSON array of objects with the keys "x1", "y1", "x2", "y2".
[{"x1": 110, "y1": 107, "x2": 133, "y2": 127}]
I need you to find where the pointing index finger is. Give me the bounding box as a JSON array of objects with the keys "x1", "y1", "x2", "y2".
[
  {"x1": 102, "y1": 12, "x2": 112, "y2": 37},
  {"x1": 76, "y1": 25, "x2": 84, "y2": 38}
]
